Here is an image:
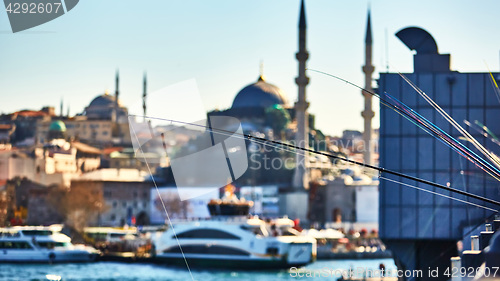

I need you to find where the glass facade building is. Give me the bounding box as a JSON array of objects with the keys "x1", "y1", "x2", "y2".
[{"x1": 378, "y1": 28, "x2": 500, "y2": 280}]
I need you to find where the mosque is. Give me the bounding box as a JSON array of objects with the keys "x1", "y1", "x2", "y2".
[
  {"x1": 210, "y1": 73, "x2": 290, "y2": 129},
  {"x1": 206, "y1": 0, "x2": 375, "y2": 188},
  {"x1": 34, "y1": 0, "x2": 375, "y2": 222},
  {"x1": 83, "y1": 91, "x2": 128, "y2": 122},
  {"x1": 207, "y1": 72, "x2": 312, "y2": 140},
  {"x1": 36, "y1": 71, "x2": 133, "y2": 147}
]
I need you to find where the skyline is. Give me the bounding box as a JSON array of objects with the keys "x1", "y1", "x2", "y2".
[{"x1": 1, "y1": 0, "x2": 499, "y2": 136}]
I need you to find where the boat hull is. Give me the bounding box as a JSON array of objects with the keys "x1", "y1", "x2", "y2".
[
  {"x1": 0, "y1": 250, "x2": 98, "y2": 263},
  {"x1": 154, "y1": 255, "x2": 309, "y2": 269}
]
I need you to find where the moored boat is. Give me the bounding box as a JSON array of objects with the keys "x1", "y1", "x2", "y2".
[
  {"x1": 0, "y1": 225, "x2": 99, "y2": 263},
  {"x1": 153, "y1": 185, "x2": 316, "y2": 269}
]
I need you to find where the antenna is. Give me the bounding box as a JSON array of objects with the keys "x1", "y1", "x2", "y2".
[
  {"x1": 385, "y1": 28, "x2": 389, "y2": 72},
  {"x1": 259, "y1": 60, "x2": 265, "y2": 81}
]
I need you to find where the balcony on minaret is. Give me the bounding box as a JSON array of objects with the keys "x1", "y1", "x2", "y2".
[
  {"x1": 362, "y1": 65, "x2": 374, "y2": 74},
  {"x1": 294, "y1": 101, "x2": 310, "y2": 111},
  {"x1": 295, "y1": 76, "x2": 310, "y2": 86},
  {"x1": 295, "y1": 51, "x2": 309, "y2": 61},
  {"x1": 361, "y1": 110, "x2": 375, "y2": 119}
]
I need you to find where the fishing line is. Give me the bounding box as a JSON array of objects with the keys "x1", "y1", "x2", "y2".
[
  {"x1": 379, "y1": 176, "x2": 497, "y2": 212},
  {"x1": 307, "y1": 68, "x2": 500, "y2": 181},
  {"x1": 129, "y1": 119, "x2": 195, "y2": 281},
  {"x1": 382, "y1": 91, "x2": 500, "y2": 180},
  {"x1": 128, "y1": 114, "x2": 500, "y2": 208},
  {"x1": 464, "y1": 120, "x2": 500, "y2": 146},
  {"x1": 476, "y1": 120, "x2": 500, "y2": 142},
  {"x1": 390, "y1": 70, "x2": 496, "y2": 168},
  {"x1": 381, "y1": 74, "x2": 500, "y2": 177},
  {"x1": 484, "y1": 61, "x2": 500, "y2": 104},
  {"x1": 397, "y1": 72, "x2": 500, "y2": 171}
]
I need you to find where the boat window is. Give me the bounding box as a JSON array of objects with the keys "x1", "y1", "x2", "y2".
[
  {"x1": 110, "y1": 233, "x2": 127, "y2": 238},
  {"x1": 163, "y1": 245, "x2": 249, "y2": 256},
  {"x1": 0, "y1": 231, "x2": 20, "y2": 238},
  {"x1": 86, "y1": 232, "x2": 108, "y2": 241},
  {"x1": 0, "y1": 241, "x2": 33, "y2": 249},
  {"x1": 21, "y1": 230, "x2": 52, "y2": 236},
  {"x1": 174, "y1": 229, "x2": 240, "y2": 240},
  {"x1": 38, "y1": 242, "x2": 68, "y2": 249}
]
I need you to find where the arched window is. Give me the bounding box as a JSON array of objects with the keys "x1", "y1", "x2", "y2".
[
  {"x1": 175, "y1": 228, "x2": 240, "y2": 240},
  {"x1": 163, "y1": 244, "x2": 249, "y2": 256}
]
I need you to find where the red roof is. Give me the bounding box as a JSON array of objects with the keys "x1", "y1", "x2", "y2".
[
  {"x1": 13, "y1": 110, "x2": 49, "y2": 117},
  {"x1": 102, "y1": 147, "x2": 123, "y2": 155},
  {"x1": 71, "y1": 141, "x2": 102, "y2": 154}
]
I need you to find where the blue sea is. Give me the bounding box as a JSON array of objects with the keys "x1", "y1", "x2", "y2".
[{"x1": 0, "y1": 259, "x2": 396, "y2": 281}]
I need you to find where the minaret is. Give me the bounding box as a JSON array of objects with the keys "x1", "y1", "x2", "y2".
[
  {"x1": 114, "y1": 70, "x2": 121, "y2": 137},
  {"x1": 142, "y1": 72, "x2": 147, "y2": 122},
  {"x1": 361, "y1": 9, "x2": 375, "y2": 165},
  {"x1": 292, "y1": 0, "x2": 310, "y2": 190},
  {"x1": 60, "y1": 98, "x2": 64, "y2": 118}
]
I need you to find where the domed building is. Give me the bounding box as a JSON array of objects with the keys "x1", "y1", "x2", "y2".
[
  {"x1": 47, "y1": 120, "x2": 66, "y2": 140},
  {"x1": 232, "y1": 76, "x2": 288, "y2": 109},
  {"x1": 208, "y1": 74, "x2": 293, "y2": 132},
  {"x1": 83, "y1": 92, "x2": 128, "y2": 122}
]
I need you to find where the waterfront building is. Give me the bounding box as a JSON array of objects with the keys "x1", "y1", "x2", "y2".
[
  {"x1": 71, "y1": 168, "x2": 151, "y2": 227},
  {"x1": 309, "y1": 174, "x2": 378, "y2": 230},
  {"x1": 0, "y1": 121, "x2": 101, "y2": 188},
  {"x1": 378, "y1": 27, "x2": 500, "y2": 280}
]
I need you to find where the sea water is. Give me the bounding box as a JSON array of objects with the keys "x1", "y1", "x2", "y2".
[{"x1": 0, "y1": 259, "x2": 396, "y2": 281}]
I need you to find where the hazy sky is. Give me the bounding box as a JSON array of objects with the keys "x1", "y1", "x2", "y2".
[{"x1": 1, "y1": 0, "x2": 499, "y2": 136}]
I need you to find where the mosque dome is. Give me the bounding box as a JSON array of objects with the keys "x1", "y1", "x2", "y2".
[
  {"x1": 49, "y1": 120, "x2": 66, "y2": 132},
  {"x1": 88, "y1": 93, "x2": 120, "y2": 107},
  {"x1": 84, "y1": 92, "x2": 126, "y2": 120},
  {"x1": 232, "y1": 76, "x2": 288, "y2": 109}
]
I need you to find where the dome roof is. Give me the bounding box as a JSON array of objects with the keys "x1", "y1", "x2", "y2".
[
  {"x1": 49, "y1": 120, "x2": 66, "y2": 132},
  {"x1": 88, "y1": 93, "x2": 120, "y2": 107},
  {"x1": 232, "y1": 76, "x2": 288, "y2": 109}
]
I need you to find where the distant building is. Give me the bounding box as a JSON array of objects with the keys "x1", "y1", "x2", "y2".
[
  {"x1": 0, "y1": 121, "x2": 101, "y2": 187},
  {"x1": 37, "y1": 118, "x2": 116, "y2": 146},
  {"x1": 0, "y1": 124, "x2": 15, "y2": 144},
  {"x1": 83, "y1": 93, "x2": 128, "y2": 122},
  {"x1": 309, "y1": 176, "x2": 378, "y2": 228},
  {"x1": 208, "y1": 74, "x2": 293, "y2": 136},
  {"x1": 36, "y1": 72, "x2": 134, "y2": 147},
  {"x1": 0, "y1": 107, "x2": 55, "y2": 146},
  {"x1": 71, "y1": 168, "x2": 151, "y2": 226},
  {"x1": 1, "y1": 178, "x2": 61, "y2": 226},
  {"x1": 107, "y1": 147, "x2": 167, "y2": 173},
  {"x1": 26, "y1": 185, "x2": 62, "y2": 226},
  {"x1": 378, "y1": 27, "x2": 500, "y2": 280},
  {"x1": 36, "y1": 93, "x2": 131, "y2": 147},
  {"x1": 0, "y1": 180, "x2": 11, "y2": 226}
]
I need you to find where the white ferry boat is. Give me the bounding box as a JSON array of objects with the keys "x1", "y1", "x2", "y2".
[
  {"x1": 0, "y1": 225, "x2": 99, "y2": 263},
  {"x1": 153, "y1": 186, "x2": 316, "y2": 269}
]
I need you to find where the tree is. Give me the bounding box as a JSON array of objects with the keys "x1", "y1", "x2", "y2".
[
  {"x1": 47, "y1": 185, "x2": 108, "y2": 232},
  {"x1": 153, "y1": 191, "x2": 191, "y2": 220},
  {"x1": 265, "y1": 105, "x2": 291, "y2": 138}
]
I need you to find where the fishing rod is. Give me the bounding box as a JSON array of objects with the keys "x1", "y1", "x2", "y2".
[
  {"x1": 307, "y1": 69, "x2": 500, "y2": 181},
  {"x1": 128, "y1": 114, "x2": 500, "y2": 208}
]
